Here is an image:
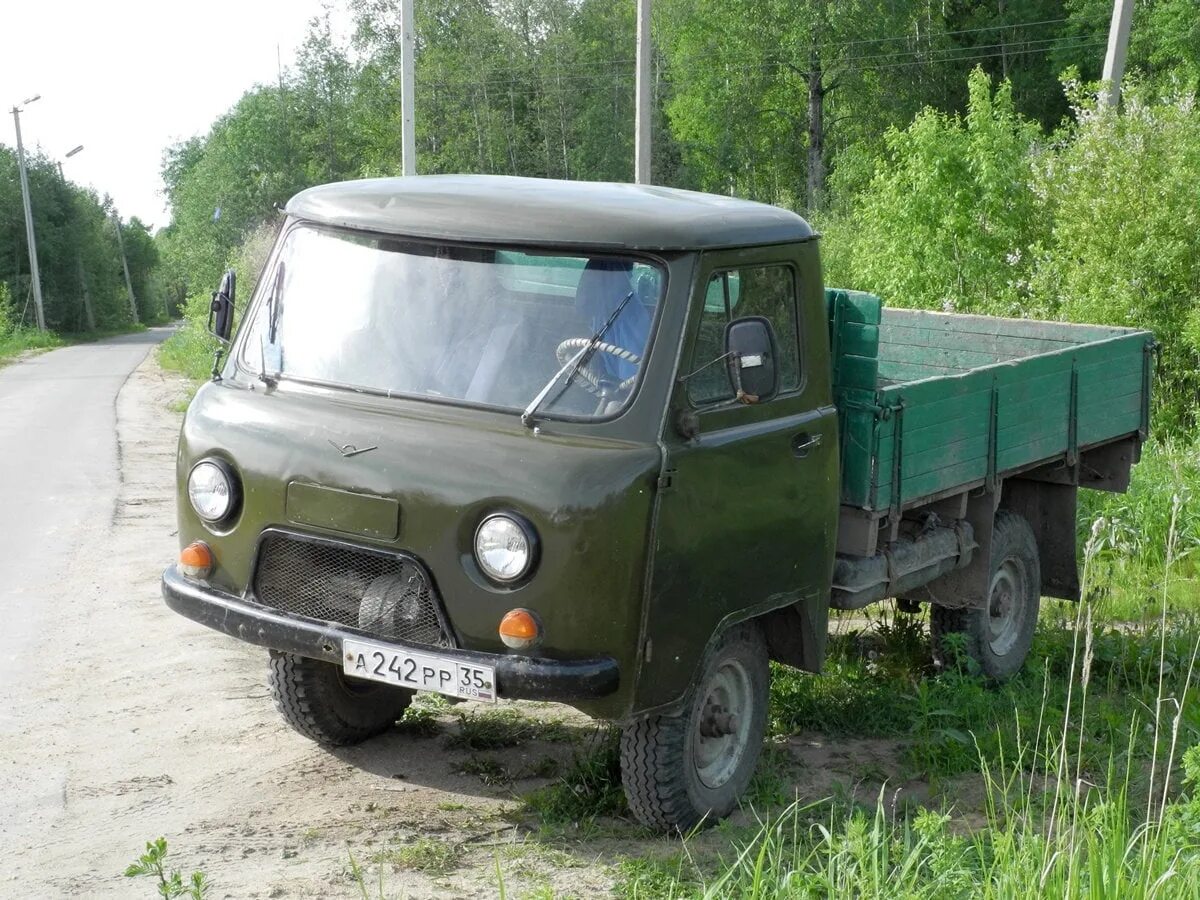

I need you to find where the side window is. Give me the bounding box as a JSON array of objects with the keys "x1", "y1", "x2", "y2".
[{"x1": 687, "y1": 265, "x2": 801, "y2": 405}]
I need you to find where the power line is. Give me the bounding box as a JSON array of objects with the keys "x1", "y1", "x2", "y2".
[
  {"x1": 414, "y1": 37, "x2": 1109, "y2": 94},
  {"x1": 383, "y1": 14, "x2": 1110, "y2": 79}
]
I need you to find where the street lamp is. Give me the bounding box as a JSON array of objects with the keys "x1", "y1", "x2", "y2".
[
  {"x1": 58, "y1": 145, "x2": 97, "y2": 332},
  {"x1": 11, "y1": 94, "x2": 46, "y2": 331},
  {"x1": 58, "y1": 144, "x2": 84, "y2": 178}
]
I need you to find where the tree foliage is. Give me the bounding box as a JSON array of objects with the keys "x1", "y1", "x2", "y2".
[
  {"x1": 0, "y1": 145, "x2": 162, "y2": 331},
  {"x1": 153, "y1": 0, "x2": 1200, "y2": 427},
  {"x1": 822, "y1": 69, "x2": 1043, "y2": 315}
]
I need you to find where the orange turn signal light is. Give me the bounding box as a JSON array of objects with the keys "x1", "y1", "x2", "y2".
[
  {"x1": 180, "y1": 541, "x2": 214, "y2": 579},
  {"x1": 498, "y1": 608, "x2": 540, "y2": 650}
]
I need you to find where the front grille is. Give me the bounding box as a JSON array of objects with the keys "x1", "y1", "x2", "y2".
[{"x1": 251, "y1": 531, "x2": 452, "y2": 647}]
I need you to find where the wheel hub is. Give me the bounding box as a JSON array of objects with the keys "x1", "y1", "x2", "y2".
[
  {"x1": 699, "y1": 703, "x2": 740, "y2": 738},
  {"x1": 692, "y1": 660, "x2": 752, "y2": 790},
  {"x1": 986, "y1": 557, "x2": 1027, "y2": 656}
]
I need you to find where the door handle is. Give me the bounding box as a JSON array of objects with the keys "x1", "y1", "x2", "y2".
[{"x1": 791, "y1": 432, "x2": 822, "y2": 458}]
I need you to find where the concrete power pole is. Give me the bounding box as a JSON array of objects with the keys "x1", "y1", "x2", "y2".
[
  {"x1": 401, "y1": 0, "x2": 416, "y2": 176},
  {"x1": 634, "y1": 0, "x2": 652, "y2": 184},
  {"x1": 12, "y1": 102, "x2": 46, "y2": 331},
  {"x1": 112, "y1": 211, "x2": 139, "y2": 325},
  {"x1": 1100, "y1": 0, "x2": 1135, "y2": 108}
]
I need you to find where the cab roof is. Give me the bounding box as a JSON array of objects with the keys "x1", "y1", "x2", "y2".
[{"x1": 286, "y1": 174, "x2": 814, "y2": 252}]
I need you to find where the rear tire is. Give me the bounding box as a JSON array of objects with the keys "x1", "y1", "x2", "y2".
[
  {"x1": 931, "y1": 510, "x2": 1040, "y2": 680},
  {"x1": 619, "y1": 621, "x2": 769, "y2": 832},
  {"x1": 268, "y1": 650, "x2": 413, "y2": 746}
]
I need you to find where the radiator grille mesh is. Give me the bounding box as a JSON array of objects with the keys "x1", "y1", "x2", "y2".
[{"x1": 251, "y1": 532, "x2": 451, "y2": 647}]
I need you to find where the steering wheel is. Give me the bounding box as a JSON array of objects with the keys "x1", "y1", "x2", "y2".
[{"x1": 555, "y1": 337, "x2": 642, "y2": 396}]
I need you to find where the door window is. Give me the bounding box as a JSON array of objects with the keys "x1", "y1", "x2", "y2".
[{"x1": 686, "y1": 265, "x2": 801, "y2": 405}]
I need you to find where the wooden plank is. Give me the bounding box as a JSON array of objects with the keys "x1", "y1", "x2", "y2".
[
  {"x1": 876, "y1": 361, "x2": 957, "y2": 383},
  {"x1": 902, "y1": 458, "x2": 990, "y2": 504},
  {"x1": 882, "y1": 309, "x2": 1135, "y2": 343},
  {"x1": 901, "y1": 432, "x2": 990, "y2": 477},
  {"x1": 902, "y1": 389, "x2": 993, "y2": 431},
  {"x1": 879, "y1": 342, "x2": 1011, "y2": 370},
  {"x1": 881, "y1": 325, "x2": 1074, "y2": 361},
  {"x1": 997, "y1": 434, "x2": 1071, "y2": 472},
  {"x1": 1077, "y1": 393, "x2": 1144, "y2": 445}
]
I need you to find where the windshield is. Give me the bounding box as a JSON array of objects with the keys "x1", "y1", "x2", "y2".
[{"x1": 241, "y1": 226, "x2": 663, "y2": 419}]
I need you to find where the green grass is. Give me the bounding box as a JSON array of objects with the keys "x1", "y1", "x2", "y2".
[
  {"x1": 1, "y1": 323, "x2": 154, "y2": 369},
  {"x1": 372, "y1": 837, "x2": 462, "y2": 875},
  {"x1": 446, "y1": 707, "x2": 572, "y2": 751},
  {"x1": 157, "y1": 310, "x2": 219, "y2": 382},
  {"x1": 395, "y1": 703, "x2": 443, "y2": 738},
  {"x1": 522, "y1": 728, "x2": 628, "y2": 826},
  {"x1": 0, "y1": 326, "x2": 64, "y2": 365}
]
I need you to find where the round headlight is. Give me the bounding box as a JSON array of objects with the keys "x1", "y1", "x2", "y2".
[
  {"x1": 187, "y1": 460, "x2": 237, "y2": 524},
  {"x1": 474, "y1": 514, "x2": 534, "y2": 583}
]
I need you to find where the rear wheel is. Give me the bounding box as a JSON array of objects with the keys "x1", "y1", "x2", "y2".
[
  {"x1": 268, "y1": 650, "x2": 413, "y2": 746},
  {"x1": 620, "y1": 622, "x2": 769, "y2": 832},
  {"x1": 931, "y1": 510, "x2": 1040, "y2": 680}
]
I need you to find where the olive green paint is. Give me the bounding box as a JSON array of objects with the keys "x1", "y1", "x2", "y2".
[{"x1": 285, "y1": 482, "x2": 400, "y2": 541}]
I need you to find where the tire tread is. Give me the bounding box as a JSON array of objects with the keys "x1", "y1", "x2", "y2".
[{"x1": 268, "y1": 651, "x2": 411, "y2": 746}]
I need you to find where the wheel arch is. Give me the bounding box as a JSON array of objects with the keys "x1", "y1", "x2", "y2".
[{"x1": 905, "y1": 479, "x2": 1079, "y2": 609}]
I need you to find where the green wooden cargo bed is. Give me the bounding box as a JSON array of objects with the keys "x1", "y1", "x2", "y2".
[{"x1": 827, "y1": 290, "x2": 1155, "y2": 532}]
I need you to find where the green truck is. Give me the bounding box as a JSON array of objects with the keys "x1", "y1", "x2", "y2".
[{"x1": 163, "y1": 175, "x2": 1153, "y2": 831}]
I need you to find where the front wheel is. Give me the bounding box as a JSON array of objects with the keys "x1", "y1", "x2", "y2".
[
  {"x1": 268, "y1": 651, "x2": 413, "y2": 746},
  {"x1": 620, "y1": 621, "x2": 769, "y2": 832},
  {"x1": 931, "y1": 510, "x2": 1040, "y2": 680}
]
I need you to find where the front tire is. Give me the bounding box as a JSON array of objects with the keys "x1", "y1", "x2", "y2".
[
  {"x1": 931, "y1": 510, "x2": 1040, "y2": 680},
  {"x1": 268, "y1": 650, "x2": 413, "y2": 746},
  {"x1": 620, "y1": 621, "x2": 769, "y2": 832}
]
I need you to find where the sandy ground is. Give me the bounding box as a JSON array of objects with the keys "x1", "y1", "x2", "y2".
[
  {"x1": 0, "y1": 355, "x2": 603, "y2": 898},
  {"x1": 0, "y1": 353, "x2": 960, "y2": 899}
]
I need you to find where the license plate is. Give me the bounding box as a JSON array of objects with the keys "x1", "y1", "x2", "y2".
[{"x1": 342, "y1": 638, "x2": 496, "y2": 703}]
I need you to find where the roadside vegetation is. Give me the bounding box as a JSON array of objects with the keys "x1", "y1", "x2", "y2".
[{"x1": 0, "y1": 152, "x2": 167, "y2": 336}]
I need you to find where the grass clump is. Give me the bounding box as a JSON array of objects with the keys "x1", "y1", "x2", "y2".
[
  {"x1": 457, "y1": 754, "x2": 512, "y2": 786},
  {"x1": 0, "y1": 326, "x2": 63, "y2": 365},
  {"x1": 395, "y1": 703, "x2": 442, "y2": 738},
  {"x1": 524, "y1": 728, "x2": 627, "y2": 825},
  {"x1": 373, "y1": 837, "x2": 462, "y2": 875},
  {"x1": 446, "y1": 707, "x2": 571, "y2": 751}
]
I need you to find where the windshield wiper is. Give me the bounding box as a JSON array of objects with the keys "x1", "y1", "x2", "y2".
[
  {"x1": 258, "y1": 262, "x2": 285, "y2": 386},
  {"x1": 522, "y1": 290, "x2": 634, "y2": 429}
]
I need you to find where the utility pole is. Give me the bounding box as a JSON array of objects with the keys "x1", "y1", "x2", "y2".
[
  {"x1": 400, "y1": 0, "x2": 416, "y2": 176},
  {"x1": 59, "y1": 145, "x2": 95, "y2": 332},
  {"x1": 112, "y1": 211, "x2": 139, "y2": 325},
  {"x1": 12, "y1": 96, "x2": 46, "y2": 331},
  {"x1": 1100, "y1": 0, "x2": 1134, "y2": 108},
  {"x1": 634, "y1": 0, "x2": 652, "y2": 184}
]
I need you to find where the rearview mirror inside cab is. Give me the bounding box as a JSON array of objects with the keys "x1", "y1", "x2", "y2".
[
  {"x1": 208, "y1": 269, "x2": 236, "y2": 342},
  {"x1": 724, "y1": 316, "x2": 778, "y2": 403}
]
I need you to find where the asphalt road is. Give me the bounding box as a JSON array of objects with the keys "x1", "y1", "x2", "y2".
[{"x1": 0, "y1": 329, "x2": 171, "y2": 710}]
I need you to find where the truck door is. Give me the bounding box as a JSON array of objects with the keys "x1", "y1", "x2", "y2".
[{"x1": 637, "y1": 243, "x2": 839, "y2": 713}]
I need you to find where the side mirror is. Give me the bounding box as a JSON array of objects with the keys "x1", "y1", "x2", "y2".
[
  {"x1": 724, "y1": 316, "x2": 778, "y2": 403},
  {"x1": 208, "y1": 269, "x2": 236, "y2": 342}
]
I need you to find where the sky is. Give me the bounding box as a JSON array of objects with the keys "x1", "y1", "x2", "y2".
[{"x1": 1, "y1": 0, "x2": 344, "y2": 230}]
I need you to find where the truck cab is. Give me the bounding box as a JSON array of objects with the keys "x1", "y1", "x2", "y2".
[{"x1": 164, "y1": 175, "x2": 1151, "y2": 831}]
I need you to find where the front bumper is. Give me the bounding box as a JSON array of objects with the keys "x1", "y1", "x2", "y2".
[{"x1": 161, "y1": 564, "x2": 619, "y2": 702}]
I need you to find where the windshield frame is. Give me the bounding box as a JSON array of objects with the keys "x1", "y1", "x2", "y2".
[{"x1": 232, "y1": 220, "x2": 671, "y2": 425}]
